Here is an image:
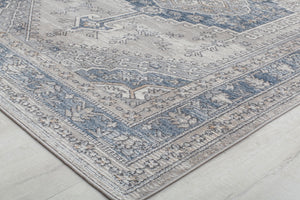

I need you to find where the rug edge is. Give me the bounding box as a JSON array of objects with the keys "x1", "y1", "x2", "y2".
[
  {"x1": 1, "y1": 97, "x2": 299, "y2": 200},
  {"x1": 0, "y1": 105, "x2": 118, "y2": 200},
  {"x1": 142, "y1": 102, "x2": 300, "y2": 200}
]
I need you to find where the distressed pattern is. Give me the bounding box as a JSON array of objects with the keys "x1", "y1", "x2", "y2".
[
  {"x1": 0, "y1": 0, "x2": 299, "y2": 199},
  {"x1": 72, "y1": 0, "x2": 293, "y2": 32}
]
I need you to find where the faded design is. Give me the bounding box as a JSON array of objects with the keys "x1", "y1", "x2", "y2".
[
  {"x1": 0, "y1": 0, "x2": 299, "y2": 200},
  {"x1": 72, "y1": 0, "x2": 293, "y2": 32}
]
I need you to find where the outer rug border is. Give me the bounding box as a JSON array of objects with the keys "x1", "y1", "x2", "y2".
[
  {"x1": 1, "y1": 97, "x2": 299, "y2": 200},
  {"x1": 0, "y1": 105, "x2": 117, "y2": 200}
]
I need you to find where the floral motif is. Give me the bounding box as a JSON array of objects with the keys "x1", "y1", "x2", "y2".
[
  {"x1": 144, "y1": 159, "x2": 160, "y2": 169},
  {"x1": 39, "y1": 116, "x2": 60, "y2": 129},
  {"x1": 168, "y1": 111, "x2": 198, "y2": 128},
  {"x1": 0, "y1": 2, "x2": 299, "y2": 199},
  {"x1": 73, "y1": 141, "x2": 95, "y2": 153},
  {"x1": 65, "y1": 104, "x2": 96, "y2": 122}
]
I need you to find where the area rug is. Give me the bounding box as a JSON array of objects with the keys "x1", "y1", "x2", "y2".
[{"x1": 0, "y1": 0, "x2": 299, "y2": 199}]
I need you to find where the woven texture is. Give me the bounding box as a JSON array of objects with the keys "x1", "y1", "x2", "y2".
[{"x1": 0, "y1": 0, "x2": 299, "y2": 199}]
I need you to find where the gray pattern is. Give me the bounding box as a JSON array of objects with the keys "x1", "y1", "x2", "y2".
[{"x1": 0, "y1": 0, "x2": 299, "y2": 199}]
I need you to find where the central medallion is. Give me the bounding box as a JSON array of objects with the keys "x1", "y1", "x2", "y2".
[
  {"x1": 153, "y1": 0, "x2": 250, "y2": 15},
  {"x1": 69, "y1": 0, "x2": 292, "y2": 33}
]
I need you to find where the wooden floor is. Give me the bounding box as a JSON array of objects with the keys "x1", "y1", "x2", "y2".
[{"x1": 0, "y1": 106, "x2": 300, "y2": 200}]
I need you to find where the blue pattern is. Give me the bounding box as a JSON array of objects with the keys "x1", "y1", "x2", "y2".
[
  {"x1": 0, "y1": 42, "x2": 299, "y2": 160},
  {"x1": 74, "y1": 0, "x2": 293, "y2": 32},
  {"x1": 136, "y1": 51, "x2": 300, "y2": 139},
  {"x1": 127, "y1": 0, "x2": 293, "y2": 32},
  {"x1": 0, "y1": 0, "x2": 8, "y2": 8},
  {"x1": 76, "y1": 69, "x2": 191, "y2": 89},
  {"x1": 0, "y1": 0, "x2": 299, "y2": 198}
]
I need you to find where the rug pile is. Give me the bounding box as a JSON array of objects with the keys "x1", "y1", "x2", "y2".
[{"x1": 0, "y1": 0, "x2": 299, "y2": 199}]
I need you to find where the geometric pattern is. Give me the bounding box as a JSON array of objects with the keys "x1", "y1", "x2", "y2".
[
  {"x1": 0, "y1": 0, "x2": 299, "y2": 199},
  {"x1": 74, "y1": 0, "x2": 293, "y2": 32}
]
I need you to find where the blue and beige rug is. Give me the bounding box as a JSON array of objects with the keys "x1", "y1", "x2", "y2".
[{"x1": 0, "y1": 0, "x2": 299, "y2": 199}]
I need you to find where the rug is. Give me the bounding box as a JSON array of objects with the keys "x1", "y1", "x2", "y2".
[{"x1": 0, "y1": 0, "x2": 299, "y2": 199}]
